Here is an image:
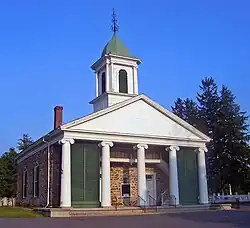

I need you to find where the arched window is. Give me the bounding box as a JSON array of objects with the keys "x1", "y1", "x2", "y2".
[
  {"x1": 101, "y1": 72, "x2": 106, "y2": 94},
  {"x1": 119, "y1": 69, "x2": 128, "y2": 93}
]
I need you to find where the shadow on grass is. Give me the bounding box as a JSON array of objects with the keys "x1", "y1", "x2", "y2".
[
  {"x1": 166, "y1": 210, "x2": 250, "y2": 228},
  {"x1": 0, "y1": 207, "x2": 43, "y2": 218}
]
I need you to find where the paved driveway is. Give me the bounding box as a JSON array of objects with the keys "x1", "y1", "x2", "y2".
[{"x1": 1, "y1": 210, "x2": 250, "y2": 228}]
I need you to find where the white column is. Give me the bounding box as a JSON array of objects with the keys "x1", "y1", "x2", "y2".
[
  {"x1": 133, "y1": 66, "x2": 138, "y2": 94},
  {"x1": 134, "y1": 144, "x2": 148, "y2": 206},
  {"x1": 98, "y1": 141, "x2": 113, "y2": 207},
  {"x1": 106, "y1": 61, "x2": 110, "y2": 92},
  {"x1": 198, "y1": 147, "x2": 209, "y2": 204},
  {"x1": 166, "y1": 145, "x2": 180, "y2": 205},
  {"x1": 110, "y1": 62, "x2": 114, "y2": 91},
  {"x1": 95, "y1": 72, "x2": 99, "y2": 97},
  {"x1": 59, "y1": 138, "x2": 75, "y2": 208}
]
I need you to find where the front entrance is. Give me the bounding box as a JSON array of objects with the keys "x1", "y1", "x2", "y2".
[{"x1": 146, "y1": 173, "x2": 156, "y2": 205}]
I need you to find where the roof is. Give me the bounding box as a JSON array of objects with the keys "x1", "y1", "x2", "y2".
[{"x1": 101, "y1": 33, "x2": 131, "y2": 57}]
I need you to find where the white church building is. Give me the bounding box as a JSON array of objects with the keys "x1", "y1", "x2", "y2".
[{"x1": 16, "y1": 20, "x2": 210, "y2": 209}]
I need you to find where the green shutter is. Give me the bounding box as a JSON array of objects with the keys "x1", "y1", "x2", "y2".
[
  {"x1": 71, "y1": 143, "x2": 85, "y2": 204},
  {"x1": 71, "y1": 142, "x2": 100, "y2": 208},
  {"x1": 177, "y1": 149, "x2": 199, "y2": 205},
  {"x1": 83, "y1": 144, "x2": 100, "y2": 207}
]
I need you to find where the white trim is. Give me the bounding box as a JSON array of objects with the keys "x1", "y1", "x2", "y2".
[
  {"x1": 61, "y1": 94, "x2": 210, "y2": 142},
  {"x1": 33, "y1": 162, "x2": 39, "y2": 198},
  {"x1": 22, "y1": 168, "x2": 27, "y2": 199},
  {"x1": 145, "y1": 171, "x2": 157, "y2": 202},
  {"x1": 64, "y1": 130, "x2": 207, "y2": 148},
  {"x1": 16, "y1": 129, "x2": 61, "y2": 160},
  {"x1": 110, "y1": 158, "x2": 161, "y2": 163},
  {"x1": 17, "y1": 134, "x2": 63, "y2": 163},
  {"x1": 91, "y1": 54, "x2": 142, "y2": 72}
]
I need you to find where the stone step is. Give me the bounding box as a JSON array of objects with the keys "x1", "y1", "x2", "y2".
[
  {"x1": 70, "y1": 209, "x2": 147, "y2": 217},
  {"x1": 35, "y1": 204, "x2": 228, "y2": 217}
]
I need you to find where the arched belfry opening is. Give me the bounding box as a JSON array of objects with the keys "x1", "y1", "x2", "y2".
[
  {"x1": 119, "y1": 69, "x2": 128, "y2": 93},
  {"x1": 101, "y1": 72, "x2": 106, "y2": 94}
]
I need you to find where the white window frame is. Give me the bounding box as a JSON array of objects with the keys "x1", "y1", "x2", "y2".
[
  {"x1": 33, "y1": 162, "x2": 39, "y2": 198},
  {"x1": 22, "y1": 168, "x2": 27, "y2": 198}
]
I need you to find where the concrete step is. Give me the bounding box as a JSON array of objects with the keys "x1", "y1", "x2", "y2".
[{"x1": 35, "y1": 204, "x2": 229, "y2": 217}]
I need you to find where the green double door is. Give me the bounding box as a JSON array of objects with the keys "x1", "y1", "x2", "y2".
[
  {"x1": 177, "y1": 149, "x2": 199, "y2": 205},
  {"x1": 71, "y1": 142, "x2": 100, "y2": 208}
]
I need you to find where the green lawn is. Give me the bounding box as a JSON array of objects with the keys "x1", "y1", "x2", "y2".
[{"x1": 0, "y1": 207, "x2": 43, "y2": 218}]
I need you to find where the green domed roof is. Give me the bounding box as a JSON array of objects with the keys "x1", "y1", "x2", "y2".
[{"x1": 101, "y1": 33, "x2": 131, "y2": 57}]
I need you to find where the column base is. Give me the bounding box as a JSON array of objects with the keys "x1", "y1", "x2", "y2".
[{"x1": 60, "y1": 205, "x2": 72, "y2": 209}]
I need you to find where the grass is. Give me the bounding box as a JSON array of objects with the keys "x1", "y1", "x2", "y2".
[{"x1": 0, "y1": 207, "x2": 43, "y2": 218}]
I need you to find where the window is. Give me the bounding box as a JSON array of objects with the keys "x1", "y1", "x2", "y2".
[
  {"x1": 101, "y1": 72, "x2": 106, "y2": 94},
  {"x1": 33, "y1": 163, "x2": 39, "y2": 198},
  {"x1": 122, "y1": 183, "x2": 131, "y2": 198},
  {"x1": 22, "y1": 168, "x2": 28, "y2": 198},
  {"x1": 119, "y1": 69, "x2": 128, "y2": 93}
]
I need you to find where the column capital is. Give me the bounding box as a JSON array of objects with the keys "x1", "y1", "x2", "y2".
[
  {"x1": 59, "y1": 138, "x2": 75, "y2": 145},
  {"x1": 165, "y1": 145, "x2": 180, "y2": 152},
  {"x1": 196, "y1": 147, "x2": 208, "y2": 153},
  {"x1": 133, "y1": 144, "x2": 148, "y2": 150},
  {"x1": 98, "y1": 141, "x2": 114, "y2": 148}
]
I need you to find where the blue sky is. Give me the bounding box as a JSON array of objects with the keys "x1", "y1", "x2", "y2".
[{"x1": 0, "y1": 0, "x2": 249, "y2": 153}]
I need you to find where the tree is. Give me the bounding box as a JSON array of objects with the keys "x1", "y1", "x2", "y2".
[
  {"x1": 17, "y1": 134, "x2": 33, "y2": 151},
  {"x1": 172, "y1": 77, "x2": 250, "y2": 194},
  {"x1": 216, "y1": 86, "x2": 250, "y2": 193},
  {"x1": 0, "y1": 148, "x2": 17, "y2": 197},
  {"x1": 172, "y1": 98, "x2": 206, "y2": 133},
  {"x1": 172, "y1": 98, "x2": 185, "y2": 120},
  {"x1": 196, "y1": 77, "x2": 221, "y2": 193}
]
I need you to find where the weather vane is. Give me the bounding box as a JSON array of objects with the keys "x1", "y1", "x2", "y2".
[{"x1": 111, "y1": 8, "x2": 119, "y2": 33}]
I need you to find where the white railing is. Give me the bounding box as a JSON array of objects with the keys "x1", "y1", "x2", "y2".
[
  {"x1": 161, "y1": 190, "x2": 168, "y2": 206},
  {"x1": 209, "y1": 194, "x2": 250, "y2": 204},
  {"x1": 161, "y1": 190, "x2": 176, "y2": 207}
]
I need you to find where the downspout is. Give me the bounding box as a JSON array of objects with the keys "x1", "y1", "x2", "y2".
[{"x1": 43, "y1": 138, "x2": 50, "y2": 208}]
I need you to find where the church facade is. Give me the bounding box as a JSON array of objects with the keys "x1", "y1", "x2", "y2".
[{"x1": 16, "y1": 30, "x2": 210, "y2": 208}]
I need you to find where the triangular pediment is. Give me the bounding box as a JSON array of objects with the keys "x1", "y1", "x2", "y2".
[{"x1": 62, "y1": 95, "x2": 210, "y2": 141}]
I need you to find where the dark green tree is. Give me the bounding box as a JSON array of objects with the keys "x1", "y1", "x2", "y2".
[
  {"x1": 172, "y1": 98, "x2": 206, "y2": 132},
  {"x1": 0, "y1": 148, "x2": 17, "y2": 197},
  {"x1": 172, "y1": 98, "x2": 185, "y2": 120},
  {"x1": 196, "y1": 77, "x2": 221, "y2": 193},
  {"x1": 217, "y1": 85, "x2": 250, "y2": 193},
  {"x1": 172, "y1": 77, "x2": 250, "y2": 194},
  {"x1": 17, "y1": 133, "x2": 33, "y2": 151}
]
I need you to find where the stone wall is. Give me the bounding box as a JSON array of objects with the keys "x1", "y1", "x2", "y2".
[
  {"x1": 50, "y1": 144, "x2": 62, "y2": 207},
  {"x1": 16, "y1": 148, "x2": 48, "y2": 207},
  {"x1": 110, "y1": 163, "x2": 168, "y2": 207},
  {"x1": 16, "y1": 145, "x2": 62, "y2": 207},
  {"x1": 110, "y1": 163, "x2": 123, "y2": 207}
]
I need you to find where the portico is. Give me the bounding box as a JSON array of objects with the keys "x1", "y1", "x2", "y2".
[{"x1": 59, "y1": 123, "x2": 209, "y2": 208}]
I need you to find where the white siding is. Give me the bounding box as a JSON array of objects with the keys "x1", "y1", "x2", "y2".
[
  {"x1": 72, "y1": 100, "x2": 201, "y2": 140},
  {"x1": 108, "y1": 93, "x2": 135, "y2": 106}
]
